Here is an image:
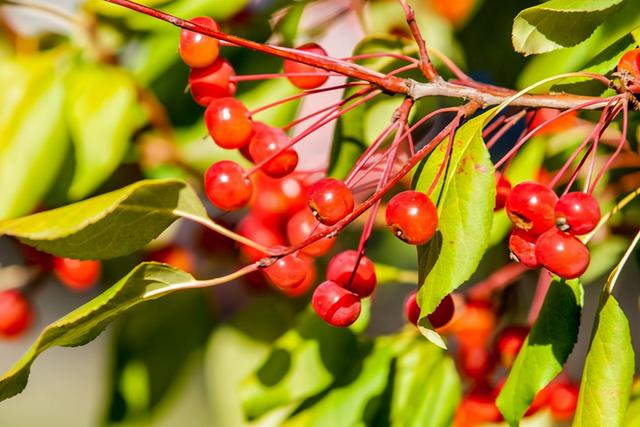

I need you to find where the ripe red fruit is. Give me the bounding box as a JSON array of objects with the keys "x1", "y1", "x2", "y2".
[
  {"x1": 549, "y1": 383, "x2": 579, "y2": 421},
  {"x1": 555, "y1": 192, "x2": 601, "y2": 235},
  {"x1": 449, "y1": 300, "x2": 496, "y2": 347},
  {"x1": 311, "y1": 280, "x2": 361, "y2": 327},
  {"x1": 618, "y1": 48, "x2": 640, "y2": 82},
  {"x1": 147, "y1": 245, "x2": 196, "y2": 274},
  {"x1": 189, "y1": 58, "x2": 236, "y2": 106},
  {"x1": 283, "y1": 43, "x2": 329, "y2": 89},
  {"x1": 529, "y1": 108, "x2": 578, "y2": 135},
  {"x1": 204, "y1": 160, "x2": 253, "y2": 211},
  {"x1": 0, "y1": 290, "x2": 33, "y2": 337},
  {"x1": 508, "y1": 228, "x2": 540, "y2": 268},
  {"x1": 327, "y1": 250, "x2": 377, "y2": 297},
  {"x1": 404, "y1": 291, "x2": 421, "y2": 325},
  {"x1": 535, "y1": 228, "x2": 590, "y2": 279},
  {"x1": 249, "y1": 125, "x2": 299, "y2": 178},
  {"x1": 494, "y1": 172, "x2": 511, "y2": 211},
  {"x1": 453, "y1": 392, "x2": 503, "y2": 427},
  {"x1": 286, "y1": 208, "x2": 335, "y2": 256},
  {"x1": 281, "y1": 256, "x2": 316, "y2": 297},
  {"x1": 458, "y1": 344, "x2": 496, "y2": 380},
  {"x1": 250, "y1": 172, "x2": 307, "y2": 225},
  {"x1": 205, "y1": 98, "x2": 254, "y2": 149},
  {"x1": 236, "y1": 214, "x2": 285, "y2": 262},
  {"x1": 495, "y1": 325, "x2": 529, "y2": 367},
  {"x1": 505, "y1": 182, "x2": 558, "y2": 235},
  {"x1": 264, "y1": 252, "x2": 308, "y2": 290},
  {"x1": 179, "y1": 17, "x2": 220, "y2": 68},
  {"x1": 386, "y1": 191, "x2": 438, "y2": 245},
  {"x1": 306, "y1": 178, "x2": 354, "y2": 226},
  {"x1": 53, "y1": 257, "x2": 101, "y2": 291}
]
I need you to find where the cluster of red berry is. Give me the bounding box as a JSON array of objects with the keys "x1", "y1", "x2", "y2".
[
  {"x1": 0, "y1": 249, "x2": 101, "y2": 338},
  {"x1": 178, "y1": 17, "x2": 443, "y2": 328},
  {"x1": 496, "y1": 177, "x2": 600, "y2": 279}
]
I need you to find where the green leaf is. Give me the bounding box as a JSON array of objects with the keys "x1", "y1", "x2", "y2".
[
  {"x1": 414, "y1": 110, "x2": 496, "y2": 325},
  {"x1": 65, "y1": 64, "x2": 144, "y2": 200},
  {"x1": 240, "y1": 311, "x2": 358, "y2": 419},
  {"x1": 391, "y1": 338, "x2": 461, "y2": 427},
  {"x1": 0, "y1": 262, "x2": 195, "y2": 402},
  {"x1": 0, "y1": 55, "x2": 68, "y2": 220},
  {"x1": 0, "y1": 179, "x2": 207, "y2": 260},
  {"x1": 283, "y1": 338, "x2": 401, "y2": 427},
  {"x1": 512, "y1": 0, "x2": 626, "y2": 55},
  {"x1": 496, "y1": 278, "x2": 584, "y2": 424},
  {"x1": 573, "y1": 294, "x2": 634, "y2": 427},
  {"x1": 518, "y1": 0, "x2": 640, "y2": 89}
]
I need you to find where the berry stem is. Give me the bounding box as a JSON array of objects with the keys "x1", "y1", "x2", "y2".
[
  {"x1": 527, "y1": 269, "x2": 552, "y2": 325},
  {"x1": 605, "y1": 229, "x2": 640, "y2": 294},
  {"x1": 231, "y1": 72, "x2": 338, "y2": 82},
  {"x1": 397, "y1": 0, "x2": 438, "y2": 81},
  {"x1": 583, "y1": 186, "x2": 640, "y2": 244},
  {"x1": 426, "y1": 117, "x2": 460, "y2": 197},
  {"x1": 486, "y1": 110, "x2": 527, "y2": 149},
  {"x1": 467, "y1": 263, "x2": 528, "y2": 301}
]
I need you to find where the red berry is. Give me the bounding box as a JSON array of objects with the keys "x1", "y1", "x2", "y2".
[
  {"x1": 449, "y1": 300, "x2": 496, "y2": 348},
  {"x1": 264, "y1": 252, "x2": 308, "y2": 290},
  {"x1": 508, "y1": 228, "x2": 540, "y2": 268},
  {"x1": 179, "y1": 17, "x2": 220, "y2": 68},
  {"x1": 505, "y1": 182, "x2": 558, "y2": 235},
  {"x1": 618, "y1": 48, "x2": 640, "y2": 82},
  {"x1": 404, "y1": 291, "x2": 421, "y2": 325},
  {"x1": 281, "y1": 256, "x2": 316, "y2": 297},
  {"x1": 204, "y1": 160, "x2": 253, "y2": 211},
  {"x1": 147, "y1": 245, "x2": 196, "y2": 274},
  {"x1": 386, "y1": 191, "x2": 438, "y2": 245},
  {"x1": 249, "y1": 124, "x2": 298, "y2": 178},
  {"x1": 286, "y1": 208, "x2": 335, "y2": 256},
  {"x1": 189, "y1": 58, "x2": 236, "y2": 106},
  {"x1": 495, "y1": 325, "x2": 529, "y2": 368},
  {"x1": 306, "y1": 178, "x2": 354, "y2": 226},
  {"x1": 205, "y1": 98, "x2": 254, "y2": 149},
  {"x1": 53, "y1": 257, "x2": 101, "y2": 291},
  {"x1": 494, "y1": 172, "x2": 511, "y2": 211},
  {"x1": 535, "y1": 228, "x2": 590, "y2": 279},
  {"x1": 453, "y1": 392, "x2": 502, "y2": 427},
  {"x1": 327, "y1": 250, "x2": 376, "y2": 297},
  {"x1": 311, "y1": 280, "x2": 361, "y2": 327},
  {"x1": 549, "y1": 383, "x2": 579, "y2": 421},
  {"x1": 458, "y1": 344, "x2": 496, "y2": 380},
  {"x1": 250, "y1": 172, "x2": 307, "y2": 225},
  {"x1": 236, "y1": 214, "x2": 285, "y2": 262},
  {"x1": 529, "y1": 108, "x2": 578, "y2": 136},
  {"x1": 428, "y1": 293, "x2": 455, "y2": 328},
  {"x1": 283, "y1": 43, "x2": 329, "y2": 90},
  {"x1": 555, "y1": 192, "x2": 601, "y2": 235},
  {"x1": 0, "y1": 290, "x2": 32, "y2": 337}
]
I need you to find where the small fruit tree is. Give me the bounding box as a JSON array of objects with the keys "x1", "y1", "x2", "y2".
[{"x1": 0, "y1": 0, "x2": 639, "y2": 425}]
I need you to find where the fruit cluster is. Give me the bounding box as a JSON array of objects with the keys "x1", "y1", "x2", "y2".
[
  {"x1": 496, "y1": 178, "x2": 600, "y2": 279},
  {"x1": 178, "y1": 17, "x2": 443, "y2": 328}
]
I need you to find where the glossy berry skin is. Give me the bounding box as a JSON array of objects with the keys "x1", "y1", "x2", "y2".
[
  {"x1": 327, "y1": 250, "x2": 377, "y2": 297},
  {"x1": 506, "y1": 182, "x2": 558, "y2": 235},
  {"x1": 404, "y1": 291, "x2": 454, "y2": 328},
  {"x1": 494, "y1": 172, "x2": 511, "y2": 211},
  {"x1": 508, "y1": 228, "x2": 540, "y2": 268},
  {"x1": 618, "y1": 48, "x2": 640, "y2": 82},
  {"x1": 555, "y1": 192, "x2": 601, "y2": 235},
  {"x1": 0, "y1": 290, "x2": 32, "y2": 337},
  {"x1": 311, "y1": 281, "x2": 361, "y2": 327},
  {"x1": 549, "y1": 383, "x2": 579, "y2": 421},
  {"x1": 249, "y1": 125, "x2": 299, "y2": 178},
  {"x1": 205, "y1": 98, "x2": 254, "y2": 149},
  {"x1": 250, "y1": 172, "x2": 307, "y2": 226},
  {"x1": 286, "y1": 208, "x2": 335, "y2": 256},
  {"x1": 283, "y1": 43, "x2": 329, "y2": 89},
  {"x1": 53, "y1": 257, "x2": 101, "y2": 291},
  {"x1": 386, "y1": 191, "x2": 438, "y2": 245},
  {"x1": 535, "y1": 229, "x2": 590, "y2": 279},
  {"x1": 264, "y1": 252, "x2": 308, "y2": 290},
  {"x1": 306, "y1": 178, "x2": 354, "y2": 226},
  {"x1": 189, "y1": 58, "x2": 236, "y2": 106},
  {"x1": 236, "y1": 214, "x2": 285, "y2": 262},
  {"x1": 495, "y1": 325, "x2": 529, "y2": 368},
  {"x1": 204, "y1": 160, "x2": 253, "y2": 211},
  {"x1": 281, "y1": 256, "x2": 316, "y2": 297},
  {"x1": 179, "y1": 17, "x2": 220, "y2": 68}
]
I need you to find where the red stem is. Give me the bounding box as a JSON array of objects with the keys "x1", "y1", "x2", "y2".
[
  {"x1": 397, "y1": 0, "x2": 438, "y2": 81},
  {"x1": 467, "y1": 263, "x2": 528, "y2": 301},
  {"x1": 528, "y1": 269, "x2": 552, "y2": 325}
]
